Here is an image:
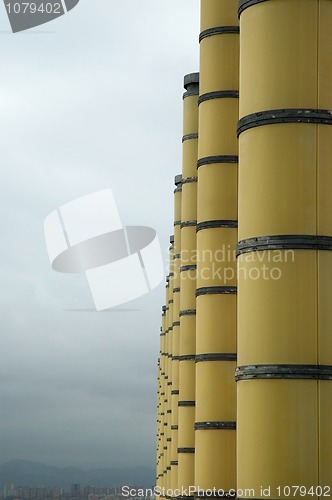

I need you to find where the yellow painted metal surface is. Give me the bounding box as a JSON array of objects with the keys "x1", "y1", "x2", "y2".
[
  {"x1": 196, "y1": 294, "x2": 237, "y2": 354},
  {"x1": 237, "y1": 250, "x2": 317, "y2": 366},
  {"x1": 198, "y1": 99, "x2": 238, "y2": 159},
  {"x1": 195, "y1": 430, "x2": 236, "y2": 490},
  {"x1": 318, "y1": 1, "x2": 332, "y2": 109},
  {"x1": 239, "y1": 0, "x2": 318, "y2": 118},
  {"x1": 174, "y1": 191, "x2": 182, "y2": 248},
  {"x1": 197, "y1": 228, "x2": 237, "y2": 289},
  {"x1": 179, "y1": 315, "x2": 195, "y2": 357},
  {"x1": 318, "y1": 251, "x2": 332, "y2": 364},
  {"x1": 238, "y1": 124, "x2": 317, "y2": 240},
  {"x1": 237, "y1": 0, "x2": 332, "y2": 495},
  {"x1": 177, "y1": 452, "x2": 195, "y2": 490},
  {"x1": 177, "y1": 74, "x2": 198, "y2": 492},
  {"x1": 318, "y1": 126, "x2": 332, "y2": 235},
  {"x1": 197, "y1": 163, "x2": 237, "y2": 222},
  {"x1": 183, "y1": 139, "x2": 199, "y2": 179},
  {"x1": 237, "y1": 380, "x2": 318, "y2": 497},
  {"x1": 180, "y1": 271, "x2": 196, "y2": 312},
  {"x1": 179, "y1": 360, "x2": 195, "y2": 402},
  {"x1": 181, "y1": 182, "x2": 197, "y2": 223},
  {"x1": 319, "y1": 381, "x2": 332, "y2": 487},
  {"x1": 180, "y1": 226, "x2": 196, "y2": 266},
  {"x1": 200, "y1": 0, "x2": 238, "y2": 31},
  {"x1": 196, "y1": 361, "x2": 236, "y2": 421},
  {"x1": 200, "y1": 35, "x2": 239, "y2": 94},
  {"x1": 196, "y1": 0, "x2": 238, "y2": 493},
  {"x1": 183, "y1": 95, "x2": 199, "y2": 136}
]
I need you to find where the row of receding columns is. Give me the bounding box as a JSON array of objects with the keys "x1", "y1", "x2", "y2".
[{"x1": 157, "y1": 0, "x2": 332, "y2": 498}]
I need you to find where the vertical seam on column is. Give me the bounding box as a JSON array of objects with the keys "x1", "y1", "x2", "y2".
[{"x1": 316, "y1": 0, "x2": 320, "y2": 488}]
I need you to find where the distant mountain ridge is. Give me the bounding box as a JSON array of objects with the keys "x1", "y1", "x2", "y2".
[{"x1": 0, "y1": 460, "x2": 155, "y2": 490}]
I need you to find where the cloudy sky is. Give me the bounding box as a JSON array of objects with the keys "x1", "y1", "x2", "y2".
[{"x1": 0, "y1": 0, "x2": 199, "y2": 470}]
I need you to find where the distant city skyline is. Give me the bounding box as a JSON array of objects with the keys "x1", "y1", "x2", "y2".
[{"x1": 0, "y1": 459, "x2": 154, "y2": 491}]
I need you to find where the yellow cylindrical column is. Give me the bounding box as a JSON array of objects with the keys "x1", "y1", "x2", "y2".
[
  {"x1": 157, "y1": 306, "x2": 167, "y2": 492},
  {"x1": 170, "y1": 175, "x2": 182, "y2": 493},
  {"x1": 178, "y1": 73, "x2": 199, "y2": 494},
  {"x1": 195, "y1": 0, "x2": 238, "y2": 493},
  {"x1": 165, "y1": 239, "x2": 174, "y2": 492},
  {"x1": 237, "y1": 0, "x2": 332, "y2": 497}
]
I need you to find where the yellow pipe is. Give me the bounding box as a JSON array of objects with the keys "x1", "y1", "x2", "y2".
[
  {"x1": 195, "y1": 0, "x2": 239, "y2": 492},
  {"x1": 237, "y1": 0, "x2": 332, "y2": 496},
  {"x1": 166, "y1": 241, "x2": 174, "y2": 491},
  {"x1": 170, "y1": 176, "x2": 182, "y2": 493},
  {"x1": 178, "y1": 73, "x2": 199, "y2": 492}
]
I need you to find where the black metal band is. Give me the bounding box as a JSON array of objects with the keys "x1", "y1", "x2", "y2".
[
  {"x1": 180, "y1": 265, "x2": 197, "y2": 272},
  {"x1": 182, "y1": 133, "x2": 198, "y2": 143},
  {"x1": 237, "y1": 235, "x2": 332, "y2": 256},
  {"x1": 170, "y1": 461, "x2": 178, "y2": 466},
  {"x1": 197, "y1": 155, "x2": 238, "y2": 168},
  {"x1": 171, "y1": 390, "x2": 180, "y2": 395},
  {"x1": 237, "y1": 108, "x2": 332, "y2": 136},
  {"x1": 174, "y1": 220, "x2": 181, "y2": 227},
  {"x1": 182, "y1": 176, "x2": 198, "y2": 185},
  {"x1": 178, "y1": 448, "x2": 195, "y2": 454},
  {"x1": 181, "y1": 220, "x2": 197, "y2": 228},
  {"x1": 173, "y1": 288, "x2": 180, "y2": 294},
  {"x1": 196, "y1": 286, "x2": 237, "y2": 296},
  {"x1": 183, "y1": 90, "x2": 199, "y2": 99},
  {"x1": 173, "y1": 321, "x2": 180, "y2": 327},
  {"x1": 199, "y1": 26, "x2": 240, "y2": 42},
  {"x1": 179, "y1": 355, "x2": 196, "y2": 362},
  {"x1": 236, "y1": 364, "x2": 332, "y2": 381},
  {"x1": 199, "y1": 90, "x2": 239, "y2": 105},
  {"x1": 166, "y1": 466, "x2": 171, "y2": 471},
  {"x1": 195, "y1": 421, "x2": 236, "y2": 430},
  {"x1": 178, "y1": 401, "x2": 196, "y2": 407},
  {"x1": 171, "y1": 425, "x2": 178, "y2": 430},
  {"x1": 160, "y1": 333, "x2": 165, "y2": 337},
  {"x1": 238, "y1": 0, "x2": 269, "y2": 16},
  {"x1": 179, "y1": 309, "x2": 196, "y2": 317},
  {"x1": 168, "y1": 299, "x2": 174, "y2": 304},
  {"x1": 197, "y1": 220, "x2": 238, "y2": 231},
  {"x1": 172, "y1": 356, "x2": 180, "y2": 361},
  {"x1": 196, "y1": 353, "x2": 237, "y2": 362}
]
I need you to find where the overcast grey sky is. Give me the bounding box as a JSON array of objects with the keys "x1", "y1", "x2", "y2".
[{"x1": 0, "y1": 0, "x2": 199, "y2": 469}]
